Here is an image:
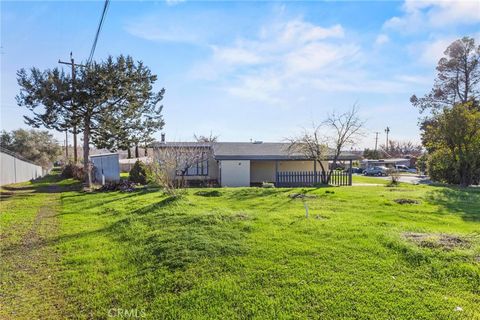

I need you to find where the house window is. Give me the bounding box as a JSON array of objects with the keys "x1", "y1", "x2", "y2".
[{"x1": 177, "y1": 152, "x2": 209, "y2": 176}]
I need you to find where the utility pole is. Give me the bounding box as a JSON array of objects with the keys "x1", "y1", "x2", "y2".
[
  {"x1": 374, "y1": 131, "x2": 380, "y2": 158},
  {"x1": 385, "y1": 126, "x2": 390, "y2": 152},
  {"x1": 59, "y1": 52, "x2": 86, "y2": 163},
  {"x1": 64, "y1": 138, "x2": 68, "y2": 161}
]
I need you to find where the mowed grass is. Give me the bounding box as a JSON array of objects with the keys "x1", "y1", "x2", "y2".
[
  {"x1": 2, "y1": 174, "x2": 480, "y2": 319},
  {"x1": 56, "y1": 181, "x2": 479, "y2": 319}
]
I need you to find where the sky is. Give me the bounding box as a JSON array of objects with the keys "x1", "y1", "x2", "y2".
[{"x1": 1, "y1": 0, "x2": 479, "y2": 150}]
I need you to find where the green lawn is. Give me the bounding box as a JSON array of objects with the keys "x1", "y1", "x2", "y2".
[
  {"x1": 352, "y1": 174, "x2": 390, "y2": 185},
  {"x1": 1, "y1": 173, "x2": 479, "y2": 319}
]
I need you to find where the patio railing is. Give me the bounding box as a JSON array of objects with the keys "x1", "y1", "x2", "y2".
[{"x1": 276, "y1": 170, "x2": 351, "y2": 187}]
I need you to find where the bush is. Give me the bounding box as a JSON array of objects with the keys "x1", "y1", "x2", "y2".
[
  {"x1": 61, "y1": 163, "x2": 85, "y2": 180},
  {"x1": 97, "y1": 180, "x2": 137, "y2": 192},
  {"x1": 427, "y1": 149, "x2": 460, "y2": 184},
  {"x1": 387, "y1": 168, "x2": 400, "y2": 186},
  {"x1": 129, "y1": 160, "x2": 148, "y2": 185}
]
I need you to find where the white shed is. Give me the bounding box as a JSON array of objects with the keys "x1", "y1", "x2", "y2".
[{"x1": 90, "y1": 153, "x2": 120, "y2": 183}]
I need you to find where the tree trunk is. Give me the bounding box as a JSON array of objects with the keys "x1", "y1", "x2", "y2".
[
  {"x1": 83, "y1": 120, "x2": 92, "y2": 187},
  {"x1": 127, "y1": 147, "x2": 131, "y2": 159},
  {"x1": 73, "y1": 126, "x2": 78, "y2": 163},
  {"x1": 144, "y1": 146, "x2": 148, "y2": 156},
  {"x1": 317, "y1": 160, "x2": 327, "y2": 184},
  {"x1": 135, "y1": 144, "x2": 139, "y2": 158}
]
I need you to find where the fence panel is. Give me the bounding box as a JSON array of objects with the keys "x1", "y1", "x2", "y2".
[
  {"x1": 0, "y1": 150, "x2": 46, "y2": 185},
  {"x1": 276, "y1": 170, "x2": 351, "y2": 187}
]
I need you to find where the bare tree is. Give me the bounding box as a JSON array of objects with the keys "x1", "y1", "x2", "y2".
[
  {"x1": 150, "y1": 142, "x2": 209, "y2": 193},
  {"x1": 288, "y1": 105, "x2": 365, "y2": 184},
  {"x1": 287, "y1": 125, "x2": 330, "y2": 183},
  {"x1": 324, "y1": 105, "x2": 365, "y2": 173},
  {"x1": 194, "y1": 132, "x2": 219, "y2": 143},
  {"x1": 379, "y1": 140, "x2": 424, "y2": 158}
]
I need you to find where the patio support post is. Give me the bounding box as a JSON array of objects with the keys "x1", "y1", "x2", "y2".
[
  {"x1": 349, "y1": 159, "x2": 353, "y2": 186},
  {"x1": 275, "y1": 160, "x2": 279, "y2": 186}
]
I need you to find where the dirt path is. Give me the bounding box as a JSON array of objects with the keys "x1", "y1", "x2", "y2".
[{"x1": 0, "y1": 183, "x2": 67, "y2": 319}]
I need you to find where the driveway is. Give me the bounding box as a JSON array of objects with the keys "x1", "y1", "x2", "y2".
[{"x1": 377, "y1": 174, "x2": 432, "y2": 185}]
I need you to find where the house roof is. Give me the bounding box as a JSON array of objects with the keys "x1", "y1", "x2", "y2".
[
  {"x1": 213, "y1": 142, "x2": 358, "y2": 160},
  {"x1": 153, "y1": 141, "x2": 359, "y2": 161},
  {"x1": 152, "y1": 142, "x2": 212, "y2": 148}
]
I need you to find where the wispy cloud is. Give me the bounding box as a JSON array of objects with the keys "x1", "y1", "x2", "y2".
[
  {"x1": 165, "y1": 0, "x2": 185, "y2": 6},
  {"x1": 384, "y1": 0, "x2": 480, "y2": 32},
  {"x1": 375, "y1": 34, "x2": 389, "y2": 46},
  {"x1": 190, "y1": 17, "x2": 418, "y2": 106}
]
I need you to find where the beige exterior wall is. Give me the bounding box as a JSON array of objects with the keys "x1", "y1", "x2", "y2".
[
  {"x1": 250, "y1": 160, "x2": 329, "y2": 183},
  {"x1": 250, "y1": 161, "x2": 276, "y2": 183},
  {"x1": 220, "y1": 160, "x2": 250, "y2": 187}
]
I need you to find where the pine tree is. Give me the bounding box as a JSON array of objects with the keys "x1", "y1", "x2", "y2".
[{"x1": 17, "y1": 55, "x2": 165, "y2": 186}]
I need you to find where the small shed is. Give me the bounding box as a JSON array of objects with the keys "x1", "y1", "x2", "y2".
[{"x1": 90, "y1": 153, "x2": 120, "y2": 183}]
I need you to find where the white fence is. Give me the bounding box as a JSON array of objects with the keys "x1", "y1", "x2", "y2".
[{"x1": 0, "y1": 149, "x2": 47, "y2": 185}]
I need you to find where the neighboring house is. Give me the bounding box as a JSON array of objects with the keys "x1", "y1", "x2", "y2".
[
  {"x1": 153, "y1": 141, "x2": 358, "y2": 187},
  {"x1": 361, "y1": 157, "x2": 416, "y2": 169},
  {"x1": 119, "y1": 156, "x2": 150, "y2": 172}
]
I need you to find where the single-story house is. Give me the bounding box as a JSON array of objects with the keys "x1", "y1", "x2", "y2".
[{"x1": 153, "y1": 141, "x2": 359, "y2": 187}]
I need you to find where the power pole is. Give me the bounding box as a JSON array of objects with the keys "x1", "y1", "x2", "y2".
[
  {"x1": 64, "y1": 137, "x2": 68, "y2": 161},
  {"x1": 374, "y1": 131, "x2": 380, "y2": 158},
  {"x1": 59, "y1": 52, "x2": 86, "y2": 163},
  {"x1": 385, "y1": 126, "x2": 390, "y2": 151}
]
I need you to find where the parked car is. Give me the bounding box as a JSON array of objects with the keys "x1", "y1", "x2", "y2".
[
  {"x1": 395, "y1": 165, "x2": 417, "y2": 173},
  {"x1": 344, "y1": 167, "x2": 363, "y2": 174},
  {"x1": 395, "y1": 165, "x2": 410, "y2": 172},
  {"x1": 363, "y1": 166, "x2": 389, "y2": 176}
]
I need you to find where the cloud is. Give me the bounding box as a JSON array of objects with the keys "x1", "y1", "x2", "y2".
[
  {"x1": 375, "y1": 34, "x2": 389, "y2": 46},
  {"x1": 416, "y1": 37, "x2": 457, "y2": 65},
  {"x1": 165, "y1": 0, "x2": 185, "y2": 5},
  {"x1": 125, "y1": 16, "x2": 201, "y2": 43},
  {"x1": 190, "y1": 17, "x2": 417, "y2": 105},
  {"x1": 125, "y1": 10, "x2": 225, "y2": 45},
  {"x1": 384, "y1": 0, "x2": 480, "y2": 32}
]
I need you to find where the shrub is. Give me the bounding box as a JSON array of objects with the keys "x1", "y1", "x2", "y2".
[
  {"x1": 129, "y1": 160, "x2": 148, "y2": 185},
  {"x1": 61, "y1": 163, "x2": 85, "y2": 180},
  {"x1": 427, "y1": 148, "x2": 462, "y2": 184},
  {"x1": 387, "y1": 168, "x2": 400, "y2": 186},
  {"x1": 97, "y1": 180, "x2": 137, "y2": 192}
]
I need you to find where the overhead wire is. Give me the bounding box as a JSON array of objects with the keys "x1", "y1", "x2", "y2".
[{"x1": 87, "y1": 0, "x2": 110, "y2": 65}]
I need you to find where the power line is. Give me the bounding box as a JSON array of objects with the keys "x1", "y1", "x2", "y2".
[{"x1": 87, "y1": 0, "x2": 110, "y2": 65}]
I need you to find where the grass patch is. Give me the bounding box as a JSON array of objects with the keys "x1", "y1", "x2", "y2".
[
  {"x1": 403, "y1": 232, "x2": 472, "y2": 251},
  {"x1": 394, "y1": 198, "x2": 421, "y2": 205},
  {"x1": 352, "y1": 175, "x2": 389, "y2": 185},
  {"x1": 2, "y1": 176, "x2": 480, "y2": 319},
  {"x1": 194, "y1": 190, "x2": 222, "y2": 197}
]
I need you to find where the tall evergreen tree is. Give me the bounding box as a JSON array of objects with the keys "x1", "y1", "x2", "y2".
[
  {"x1": 17, "y1": 55, "x2": 165, "y2": 186},
  {"x1": 16, "y1": 68, "x2": 79, "y2": 152},
  {"x1": 411, "y1": 37, "x2": 480, "y2": 186}
]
